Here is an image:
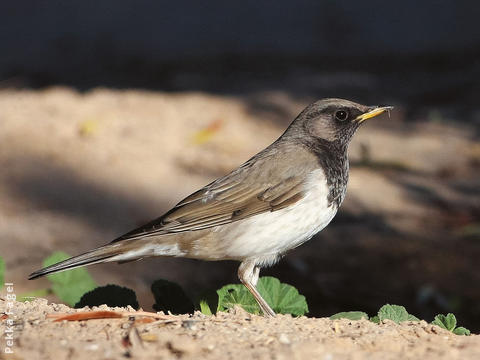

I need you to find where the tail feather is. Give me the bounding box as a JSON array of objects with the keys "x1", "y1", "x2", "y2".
[{"x1": 28, "y1": 242, "x2": 141, "y2": 280}]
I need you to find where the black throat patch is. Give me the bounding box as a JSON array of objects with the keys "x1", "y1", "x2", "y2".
[{"x1": 301, "y1": 138, "x2": 349, "y2": 208}]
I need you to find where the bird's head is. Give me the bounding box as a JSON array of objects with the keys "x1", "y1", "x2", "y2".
[{"x1": 286, "y1": 98, "x2": 393, "y2": 146}]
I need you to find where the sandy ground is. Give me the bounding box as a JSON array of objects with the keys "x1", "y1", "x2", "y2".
[
  {"x1": 1, "y1": 299, "x2": 479, "y2": 360},
  {"x1": 0, "y1": 87, "x2": 479, "y2": 358}
]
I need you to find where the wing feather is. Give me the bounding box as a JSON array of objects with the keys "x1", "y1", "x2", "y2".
[{"x1": 111, "y1": 145, "x2": 317, "y2": 243}]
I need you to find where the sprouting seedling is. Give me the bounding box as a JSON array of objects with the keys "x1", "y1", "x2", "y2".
[
  {"x1": 331, "y1": 304, "x2": 418, "y2": 324},
  {"x1": 377, "y1": 304, "x2": 419, "y2": 323},
  {"x1": 432, "y1": 313, "x2": 470, "y2": 336},
  {"x1": 330, "y1": 305, "x2": 471, "y2": 336}
]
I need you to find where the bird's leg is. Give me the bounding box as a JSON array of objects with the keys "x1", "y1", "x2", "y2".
[
  {"x1": 238, "y1": 261, "x2": 276, "y2": 317},
  {"x1": 251, "y1": 265, "x2": 260, "y2": 287}
]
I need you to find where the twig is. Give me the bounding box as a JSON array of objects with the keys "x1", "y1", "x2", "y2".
[
  {"x1": 46, "y1": 309, "x2": 228, "y2": 323},
  {"x1": 47, "y1": 310, "x2": 178, "y2": 322}
]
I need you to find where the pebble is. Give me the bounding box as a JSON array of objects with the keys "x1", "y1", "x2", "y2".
[
  {"x1": 278, "y1": 333, "x2": 290, "y2": 345},
  {"x1": 205, "y1": 344, "x2": 215, "y2": 351},
  {"x1": 85, "y1": 343, "x2": 99, "y2": 351},
  {"x1": 182, "y1": 320, "x2": 198, "y2": 330}
]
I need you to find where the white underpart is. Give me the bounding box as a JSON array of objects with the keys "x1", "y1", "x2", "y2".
[{"x1": 206, "y1": 168, "x2": 337, "y2": 265}]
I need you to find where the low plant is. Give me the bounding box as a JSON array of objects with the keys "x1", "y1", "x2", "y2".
[
  {"x1": 75, "y1": 284, "x2": 139, "y2": 309},
  {"x1": 151, "y1": 279, "x2": 194, "y2": 314},
  {"x1": 330, "y1": 304, "x2": 470, "y2": 336},
  {"x1": 432, "y1": 313, "x2": 471, "y2": 336},
  {"x1": 212, "y1": 276, "x2": 308, "y2": 316},
  {"x1": 17, "y1": 252, "x2": 473, "y2": 335}
]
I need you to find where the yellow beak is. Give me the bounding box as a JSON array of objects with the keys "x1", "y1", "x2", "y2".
[{"x1": 356, "y1": 106, "x2": 393, "y2": 123}]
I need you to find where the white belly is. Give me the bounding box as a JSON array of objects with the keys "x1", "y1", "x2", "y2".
[{"x1": 214, "y1": 169, "x2": 338, "y2": 264}]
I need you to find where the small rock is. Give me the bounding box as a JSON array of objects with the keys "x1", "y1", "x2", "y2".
[
  {"x1": 204, "y1": 344, "x2": 215, "y2": 351},
  {"x1": 278, "y1": 333, "x2": 290, "y2": 345},
  {"x1": 85, "y1": 343, "x2": 99, "y2": 351},
  {"x1": 182, "y1": 320, "x2": 198, "y2": 330}
]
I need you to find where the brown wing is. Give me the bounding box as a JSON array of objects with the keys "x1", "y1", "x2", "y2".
[
  {"x1": 159, "y1": 175, "x2": 304, "y2": 233},
  {"x1": 112, "y1": 145, "x2": 315, "y2": 242}
]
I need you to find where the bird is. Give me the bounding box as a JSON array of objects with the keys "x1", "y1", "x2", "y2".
[{"x1": 29, "y1": 98, "x2": 392, "y2": 317}]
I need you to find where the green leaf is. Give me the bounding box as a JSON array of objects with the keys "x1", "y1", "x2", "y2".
[
  {"x1": 75, "y1": 284, "x2": 139, "y2": 309},
  {"x1": 370, "y1": 315, "x2": 380, "y2": 324},
  {"x1": 151, "y1": 279, "x2": 194, "y2": 314},
  {"x1": 432, "y1": 313, "x2": 457, "y2": 331},
  {"x1": 330, "y1": 311, "x2": 369, "y2": 321},
  {"x1": 432, "y1": 313, "x2": 470, "y2": 335},
  {"x1": 453, "y1": 327, "x2": 471, "y2": 336},
  {"x1": 43, "y1": 251, "x2": 97, "y2": 306},
  {"x1": 0, "y1": 257, "x2": 4, "y2": 291},
  {"x1": 199, "y1": 299, "x2": 213, "y2": 315},
  {"x1": 197, "y1": 290, "x2": 219, "y2": 315},
  {"x1": 217, "y1": 284, "x2": 261, "y2": 314},
  {"x1": 217, "y1": 277, "x2": 308, "y2": 316},
  {"x1": 378, "y1": 304, "x2": 410, "y2": 324},
  {"x1": 257, "y1": 277, "x2": 308, "y2": 316}
]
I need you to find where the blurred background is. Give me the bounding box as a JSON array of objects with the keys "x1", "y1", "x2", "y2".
[{"x1": 1, "y1": 0, "x2": 479, "y2": 330}]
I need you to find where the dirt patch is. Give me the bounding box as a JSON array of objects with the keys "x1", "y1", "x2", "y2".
[
  {"x1": 1, "y1": 299, "x2": 479, "y2": 360},
  {"x1": 0, "y1": 88, "x2": 479, "y2": 357}
]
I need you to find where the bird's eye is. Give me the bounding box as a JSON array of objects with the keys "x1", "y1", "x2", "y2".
[{"x1": 334, "y1": 110, "x2": 349, "y2": 121}]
